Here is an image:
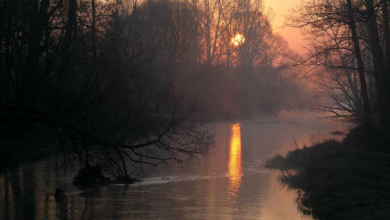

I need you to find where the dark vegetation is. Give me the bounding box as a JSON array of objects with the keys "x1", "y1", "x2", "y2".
[
  {"x1": 72, "y1": 164, "x2": 140, "y2": 186},
  {"x1": 329, "y1": 130, "x2": 344, "y2": 136},
  {"x1": 265, "y1": 130, "x2": 390, "y2": 220},
  {"x1": 267, "y1": 1, "x2": 390, "y2": 217},
  {"x1": 72, "y1": 165, "x2": 111, "y2": 186},
  {"x1": 0, "y1": 0, "x2": 306, "y2": 185}
]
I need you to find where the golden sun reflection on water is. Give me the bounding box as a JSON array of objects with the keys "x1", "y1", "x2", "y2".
[{"x1": 227, "y1": 123, "x2": 242, "y2": 198}]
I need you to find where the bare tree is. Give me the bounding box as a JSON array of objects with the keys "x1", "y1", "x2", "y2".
[
  {"x1": 285, "y1": 0, "x2": 390, "y2": 139},
  {"x1": 0, "y1": 0, "x2": 213, "y2": 180}
]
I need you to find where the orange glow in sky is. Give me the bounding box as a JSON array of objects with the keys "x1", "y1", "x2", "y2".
[{"x1": 265, "y1": 0, "x2": 305, "y2": 54}]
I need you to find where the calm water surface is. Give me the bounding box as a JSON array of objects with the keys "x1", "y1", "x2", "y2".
[{"x1": 0, "y1": 115, "x2": 345, "y2": 220}]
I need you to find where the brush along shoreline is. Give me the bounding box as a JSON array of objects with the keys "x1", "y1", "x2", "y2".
[{"x1": 265, "y1": 129, "x2": 390, "y2": 220}]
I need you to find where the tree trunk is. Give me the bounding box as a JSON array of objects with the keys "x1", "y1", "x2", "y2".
[
  {"x1": 367, "y1": 0, "x2": 390, "y2": 128},
  {"x1": 92, "y1": 0, "x2": 96, "y2": 61},
  {"x1": 347, "y1": 0, "x2": 375, "y2": 137},
  {"x1": 383, "y1": 0, "x2": 390, "y2": 72},
  {"x1": 54, "y1": 0, "x2": 77, "y2": 120},
  {"x1": 21, "y1": 0, "x2": 50, "y2": 106},
  {"x1": 346, "y1": 69, "x2": 363, "y2": 116}
]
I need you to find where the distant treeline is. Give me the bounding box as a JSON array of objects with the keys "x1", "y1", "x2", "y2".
[{"x1": 124, "y1": 0, "x2": 307, "y2": 118}]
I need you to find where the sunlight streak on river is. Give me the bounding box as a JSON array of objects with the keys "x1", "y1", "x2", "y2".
[
  {"x1": 0, "y1": 117, "x2": 338, "y2": 220},
  {"x1": 227, "y1": 123, "x2": 242, "y2": 198}
]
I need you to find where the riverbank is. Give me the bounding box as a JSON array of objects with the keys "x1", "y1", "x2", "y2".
[{"x1": 265, "y1": 139, "x2": 390, "y2": 220}]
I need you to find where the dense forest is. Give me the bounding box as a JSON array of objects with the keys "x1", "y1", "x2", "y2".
[
  {"x1": 0, "y1": 0, "x2": 306, "y2": 179},
  {"x1": 3, "y1": 0, "x2": 390, "y2": 184}
]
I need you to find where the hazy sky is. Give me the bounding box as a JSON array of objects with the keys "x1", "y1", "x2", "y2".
[{"x1": 265, "y1": 0, "x2": 305, "y2": 54}]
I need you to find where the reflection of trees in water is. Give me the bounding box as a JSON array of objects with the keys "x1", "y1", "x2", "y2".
[
  {"x1": 57, "y1": 196, "x2": 69, "y2": 220},
  {"x1": 0, "y1": 121, "x2": 330, "y2": 220},
  {"x1": 3, "y1": 175, "x2": 10, "y2": 219},
  {"x1": 1, "y1": 166, "x2": 37, "y2": 219}
]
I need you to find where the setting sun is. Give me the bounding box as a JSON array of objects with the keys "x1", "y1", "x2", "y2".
[
  {"x1": 232, "y1": 34, "x2": 245, "y2": 46},
  {"x1": 4, "y1": 0, "x2": 386, "y2": 218}
]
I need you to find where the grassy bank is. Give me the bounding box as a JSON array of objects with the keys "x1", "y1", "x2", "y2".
[{"x1": 265, "y1": 139, "x2": 390, "y2": 220}]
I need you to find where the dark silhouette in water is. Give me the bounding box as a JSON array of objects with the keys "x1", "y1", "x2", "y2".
[
  {"x1": 54, "y1": 187, "x2": 69, "y2": 219},
  {"x1": 72, "y1": 165, "x2": 110, "y2": 186},
  {"x1": 54, "y1": 187, "x2": 66, "y2": 202}
]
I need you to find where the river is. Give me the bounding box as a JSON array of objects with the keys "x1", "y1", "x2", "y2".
[{"x1": 0, "y1": 114, "x2": 346, "y2": 220}]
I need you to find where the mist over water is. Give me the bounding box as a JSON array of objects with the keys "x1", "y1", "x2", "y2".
[
  {"x1": 0, "y1": 114, "x2": 344, "y2": 220},
  {"x1": 2, "y1": 0, "x2": 390, "y2": 218}
]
